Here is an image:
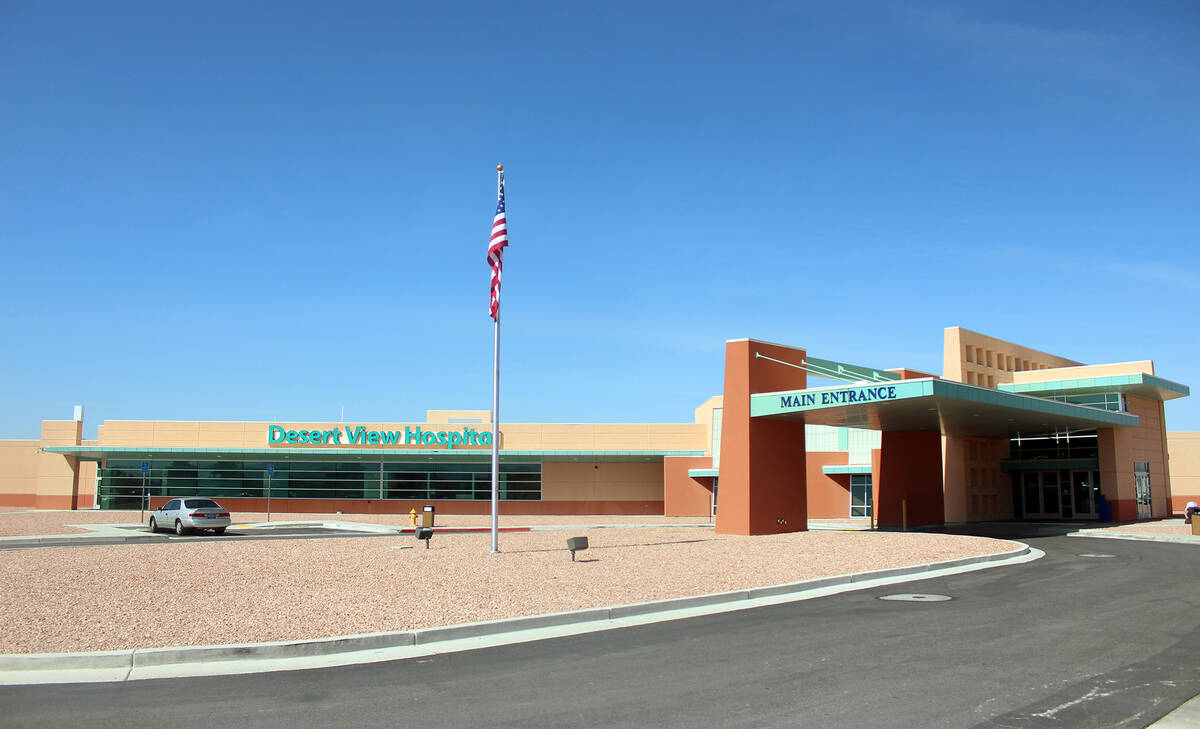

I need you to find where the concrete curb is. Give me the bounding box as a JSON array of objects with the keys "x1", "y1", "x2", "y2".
[{"x1": 0, "y1": 543, "x2": 1031, "y2": 678}]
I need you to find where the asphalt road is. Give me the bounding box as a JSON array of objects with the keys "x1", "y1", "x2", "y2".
[{"x1": 3, "y1": 530, "x2": 1199, "y2": 729}]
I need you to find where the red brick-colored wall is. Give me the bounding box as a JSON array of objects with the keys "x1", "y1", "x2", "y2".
[
  {"x1": 876, "y1": 431, "x2": 944, "y2": 529},
  {"x1": 715, "y1": 339, "x2": 809, "y2": 536}
]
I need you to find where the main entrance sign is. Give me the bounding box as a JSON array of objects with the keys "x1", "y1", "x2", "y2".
[
  {"x1": 779, "y1": 385, "x2": 899, "y2": 409},
  {"x1": 267, "y1": 425, "x2": 492, "y2": 449}
]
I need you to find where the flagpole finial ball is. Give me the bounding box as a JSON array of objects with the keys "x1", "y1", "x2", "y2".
[{"x1": 497, "y1": 164, "x2": 503, "y2": 172}]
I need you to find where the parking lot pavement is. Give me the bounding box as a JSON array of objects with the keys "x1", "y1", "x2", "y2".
[{"x1": 0, "y1": 521, "x2": 402, "y2": 550}]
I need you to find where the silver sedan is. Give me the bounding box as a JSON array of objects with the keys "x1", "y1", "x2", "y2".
[{"x1": 149, "y1": 498, "x2": 232, "y2": 535}]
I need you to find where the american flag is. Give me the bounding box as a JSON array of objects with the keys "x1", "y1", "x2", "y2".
[{"x1": 488, "y1": 167, "x2": 508, "y2": 321}]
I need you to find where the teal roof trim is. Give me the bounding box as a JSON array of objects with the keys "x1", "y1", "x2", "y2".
[
  {"x1": 750, "y1": 377, "x2": 1140, "y2": 430},
  {"x1": 929, "y1": 380, "x2": 1139, "y2": 427},
  {"x1": 822, "y1": 464, "x2": 872, "y2": 475},
  {"x1": 998, "y1": 373, "x2": 1189, "y2": 400},
  {"x1": 687, "y1": 468, "x2": 719, "y2": 478}
]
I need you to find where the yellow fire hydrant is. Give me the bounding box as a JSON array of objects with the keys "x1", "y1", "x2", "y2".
[{"x1": 409, "y1": 508, "x2": 418, "y2": 527}]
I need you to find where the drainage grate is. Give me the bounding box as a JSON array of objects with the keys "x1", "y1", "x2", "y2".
[{"x1": 878, "y1": 593, "x2": 952, "y2": 602}]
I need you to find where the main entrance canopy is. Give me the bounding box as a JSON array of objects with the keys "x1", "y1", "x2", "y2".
[{"x1": 750, "y1": 378, "x2": 1139, "y2": 437}]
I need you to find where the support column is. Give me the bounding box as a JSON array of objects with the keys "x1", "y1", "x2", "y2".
[
  {"x1": 876, "y1": 431, "x2": 944, "y2": 529},
  {"x1": 714, "y1": 339, "x2": 809, "y2": 536},
  {"x1": 1098, "y1": 427, "x2": 1136, "y2": 521},
  {"x1": 36, "y1": 420, "x2": 83, "y2": 510}
]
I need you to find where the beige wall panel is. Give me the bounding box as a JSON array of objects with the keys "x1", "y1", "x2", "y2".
[
  {"x1": 38, "y1": 420, "x2": 81, "y2": 500},
  {"x1": 541, "y1": 462, "x2": 663, "y2": 501},
  {"x1": 1168, "y1": 432, "x2": 1200, "y2": 478},
  {"x1": 0, "y1": 441, "x2": 41, "y2": 497},
  {"x1": 1011, "y1": 361, "x2": 1156, "y2": 384},
  {"x1": 943, "y1": 327, "x2": 1082, "y2": 386}
]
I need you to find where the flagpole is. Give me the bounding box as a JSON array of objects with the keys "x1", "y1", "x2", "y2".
[{"x1": 490, "y1": 308, "x2": 500, "y2": 553}]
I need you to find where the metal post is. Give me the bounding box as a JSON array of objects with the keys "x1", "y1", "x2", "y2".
[
  {"x1": 490, "y1": 312, "x2": 500, "y2": 553},
  {"x1": 266, "y1": 472, "x2": 271, "y2": 522},
  {"x1": 140, "y1": 472, "x2": 147, "y2": 523}
]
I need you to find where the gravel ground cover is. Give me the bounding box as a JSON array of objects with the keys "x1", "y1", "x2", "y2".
[{"x1": 0, "y1": 528, "x2": 1017, "y2": 654}]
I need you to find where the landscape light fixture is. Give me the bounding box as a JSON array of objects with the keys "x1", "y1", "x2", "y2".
[
  {"x1": 416, "y1": 527, "x2": 433, "y2": 548},
  {"x1": 566, "y1": 536, "x2": 588, "y2": 561}
]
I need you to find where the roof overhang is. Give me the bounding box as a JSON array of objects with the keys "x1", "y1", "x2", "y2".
[
  {"x1": 998, "y1": 372, "x2": 1189, "y2": 402},
  {"x1": 750, "y1": 378, "x2": 1139, "y2": 438}
]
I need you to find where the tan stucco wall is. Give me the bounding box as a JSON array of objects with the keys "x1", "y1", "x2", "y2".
[
  {"x1": 541, "y1": 462, "x2": 664, "y2": 501},
  {"x1": 0, "y1": 440, "x2": 41, "y2": 504},
  {"x1": 943, "y1": 327, "x2": 1082, "y2": 389},
  {"x1": 1010, "y1": 360, "x2": 1156, "y2": 384},
  {"x1": 942, "y1": 436, "x2": 1010, "y2": 523},
  {"x1": 93, "y1": 420, "x2": 709, "y2": 451},
  {"x1": 1167, "y1": 431, "x2": 1200, "y2": 512}
]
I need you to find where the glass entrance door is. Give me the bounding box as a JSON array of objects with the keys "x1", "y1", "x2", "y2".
[
  {"x1": 1070, "y1": 471, "x2": 1098, "y2": 520},
  {"x1": 1021, "y1": 471, "x2": 1061, "y2": 519},
  {"x1": 1134, "y1": 462, "x2": 1152, "y2": 520}
]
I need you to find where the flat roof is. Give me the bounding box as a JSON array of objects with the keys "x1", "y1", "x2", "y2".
[
  {"x1": 998, "y1": 372, "x2": 1189, "y2": 401},
  {"x1": 750, "y1": 378, "x2": 1140, "y2": 438}
]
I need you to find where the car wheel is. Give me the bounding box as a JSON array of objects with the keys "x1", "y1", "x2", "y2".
[
  {"x1": 148, "y1": 517, "x2": 157, "y2": 533},
  {"x1": 175, "y1": 519, "x2": 187, "y2": 536},
  {"x1": 213, "y1": 527, "x2": 226, "y2": 535}
]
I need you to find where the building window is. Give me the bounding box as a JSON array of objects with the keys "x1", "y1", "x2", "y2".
[
  {"x1": 97, "y1": 459, "x2": 543, "y2": 508},
  {"x1": 965, "y1": 345, "x2": 974, "y2": 363},
  {"x1": 850, "y1": 475, "x2": 872, "y2": 517},
  {"x1": 986, "y1": 350, "x2": 994, "y2": 368}
]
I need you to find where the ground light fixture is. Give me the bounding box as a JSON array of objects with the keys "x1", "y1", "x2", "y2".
[
  {"x1": 566, "y1": 536, "x2": 588, "y2": 561},
  {"x1": 416, "y1": 527, "x2": 433, "y2": 548}
]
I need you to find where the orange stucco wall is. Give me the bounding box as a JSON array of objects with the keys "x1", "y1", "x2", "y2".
[
  {"x1": 806, "y1": 452, "x2": 853, "y2": 518},
  {"x1": 663, "y1": 456, "x2": 715, "y2": 517},
  {"x1": 714, "y1": 339, "x2": 809, "y2": 536}
]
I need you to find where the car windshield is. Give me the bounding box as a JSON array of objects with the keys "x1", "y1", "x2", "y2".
[{"x1": 184, "y1": 499, "x2": 221, "y2": 509}]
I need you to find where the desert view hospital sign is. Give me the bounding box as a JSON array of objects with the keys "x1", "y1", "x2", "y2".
[{"x1": 268, "y1": 425, "x2": 493, "y2": 449}]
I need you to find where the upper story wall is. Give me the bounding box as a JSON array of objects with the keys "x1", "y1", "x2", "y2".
[
  {"x1": 93, "y1": 420, "x2": 709, "y2": 452},
  {"x1": 943, "y1": 327, "x2": 1082, "y2": 389},
  {"x1": 1011, "y1": 360, "x2": 1156, "y2": 384}
]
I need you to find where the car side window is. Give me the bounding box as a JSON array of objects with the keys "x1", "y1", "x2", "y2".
[{"x1": 164, "y1": 500, "x2": 179, "y2": 510}]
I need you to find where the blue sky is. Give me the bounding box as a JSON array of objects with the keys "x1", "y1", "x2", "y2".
[{"x1": 1, "y1": 1, "x2": 1197, "y2": 439}]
